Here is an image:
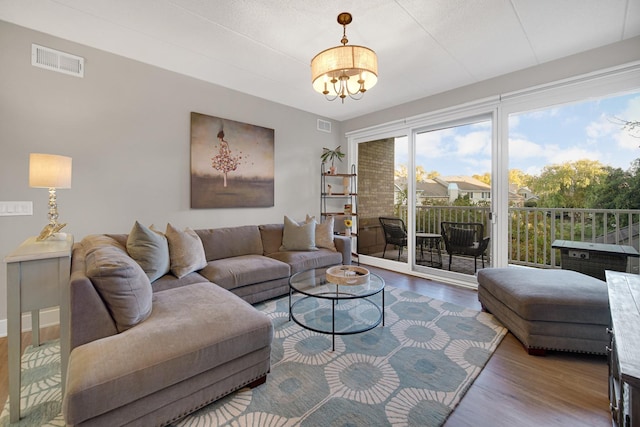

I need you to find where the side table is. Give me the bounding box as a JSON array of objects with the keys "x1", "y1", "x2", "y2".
[
  {"x1": 416, "y1": 232, "x2": 443, "y2": 268},
  {"x1": 4, "y1": 234, "x2": 73, "y2": 422}
]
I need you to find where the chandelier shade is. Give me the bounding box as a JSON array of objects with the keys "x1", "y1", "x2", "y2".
[{"x1": 311, "y1": 12, "x2": 378, "y2": 102}]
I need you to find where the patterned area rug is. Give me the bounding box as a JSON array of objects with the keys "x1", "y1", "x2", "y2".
[
  {"x1": 0, "y1": 339, "x2": 64, "y2": 426},
  {"x1": 0, "y1": 286, "x2": 506, "y2": 427}
]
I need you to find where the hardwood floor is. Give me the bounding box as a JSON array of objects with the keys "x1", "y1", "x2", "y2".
[
  {"x1": 0, "y1": 267, "x2": 610, "y2": 426},
  {"x1": 371, "y1": 266, "x2": 610, "y2": 427}
]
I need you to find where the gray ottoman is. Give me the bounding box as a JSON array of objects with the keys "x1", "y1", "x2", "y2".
[{"x1": 477, "y1": 267, "x2": 610, "y2": 355}]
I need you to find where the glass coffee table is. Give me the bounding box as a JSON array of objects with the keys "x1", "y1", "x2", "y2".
[{"x1": 289, "y1": 266, "x2": 385, "y2": 350}]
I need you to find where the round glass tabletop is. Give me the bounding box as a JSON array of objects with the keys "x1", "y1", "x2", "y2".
[{"x1": 289, "y1": 265, "x2": 384, "y2": 299}]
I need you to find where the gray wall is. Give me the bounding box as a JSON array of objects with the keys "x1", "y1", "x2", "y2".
[{"x1": 0, "y1": 21, "x2": 342, "y2": 325}]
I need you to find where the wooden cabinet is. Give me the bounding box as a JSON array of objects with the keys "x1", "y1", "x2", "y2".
[
  {"x1": 606, "y1": 271, "x2": 640, "y2": 427},
  {"x1": 321, "y1": 163, "x2": 357, "y2": 261}
]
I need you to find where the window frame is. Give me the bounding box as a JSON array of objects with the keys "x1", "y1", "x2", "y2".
[{"x1": 346, "y1": 62, "x2": 640, "y2": 287}]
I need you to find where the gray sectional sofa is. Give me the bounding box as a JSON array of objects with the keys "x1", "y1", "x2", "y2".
[{"x1": 63, "y1": 220, "x2": 350, "y2": 426}]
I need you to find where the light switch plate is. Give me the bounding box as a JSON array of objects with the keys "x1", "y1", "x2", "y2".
[{"x1": 0, "y1": 201, "x2": 33, "y2": 216}]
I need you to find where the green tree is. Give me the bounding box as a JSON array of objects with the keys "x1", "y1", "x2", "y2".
[
  {"x1": 528, "y1": 160, "x2": 608, "y2": 208},
  {"x1": 416, "y1": 166, "x2": 429, "y2": 182},
  {"x1": 396, "y1": 164, "x2": 439, "y2": 182},
  {"x1": 395, "y1": 164, "x2": 408, "y2": 180},
  {"x1": 586, "y1": 159, "x2": 640, "y2": 209},
  {"x1": 473, "y1": 172, "x2": 491, "y2": 185},
  {"x1": 509, "y1": 169, "x2": 532, "y2": 188}
]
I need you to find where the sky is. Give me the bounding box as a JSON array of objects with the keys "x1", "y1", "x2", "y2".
[{"x1": 395, "y1": 90, "x2": 640, "y2": 179}]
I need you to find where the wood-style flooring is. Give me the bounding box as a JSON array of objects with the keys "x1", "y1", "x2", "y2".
[{"x1": 0, "y1": 266, "x2": 610, "y2": 426}]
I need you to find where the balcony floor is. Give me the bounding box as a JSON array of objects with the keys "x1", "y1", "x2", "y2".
[{"x1": 366, "y1": 247, "x2": 488, "y2": 276}]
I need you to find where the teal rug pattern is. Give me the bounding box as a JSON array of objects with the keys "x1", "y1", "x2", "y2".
[
  {"x1": 0, "y1": 339, "x2": 64, "y2": 426},
  {"x1": 0, "y1": 286, "x2": 506, "y2": 427},
  {"x1": 175, "y1": 286, "x2": 506, "y2": 426}
]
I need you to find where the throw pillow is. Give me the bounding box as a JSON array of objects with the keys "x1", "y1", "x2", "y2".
[
  {"x1": 306, "y1": 214, "x2": 336, "y2": 251},
  {"x1": 165, "y1": 223, "x2": 207, "y2": 278},
  {"x1": 280, "y1": 215, "x2": 318, "y2": 251},
  {"x1": 126, "y1": 221, "x2": 170, "y2": 282},
  {"x1": 85, "y1": 245, "x2": 153, "y2": 332}
]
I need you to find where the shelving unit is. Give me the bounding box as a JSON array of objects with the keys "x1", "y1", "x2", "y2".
[{"x1": 321, "y1": 163, "x2": 358, "y2": 262}]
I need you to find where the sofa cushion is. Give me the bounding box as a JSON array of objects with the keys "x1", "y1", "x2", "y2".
[
  {"x1": 150, "y1": 271, "x2": 208, "y2": 293},
  {"x1": 199, "y1": 255, "x2": 290, "y2": 291},
  {"x1": 165, "y1": 223, "x2": 207, "y2": 278},
  {"x1": 196, "y1": 225, "x2": 263, "y2": 261},
  {"x1": 82, "y1": 234, "x2": 127, "y2": 254},
  {"x1": 259, "y1": 223, "x2": 284, "y2": 255},
  {"x1": 63, "y1": 282, "x2": 273, "y2": 425},
  {"x1": 85, "y1": 245, "x2": 153, "y2": 332},
  {"x1": 306, "y1": 215, "x2": 337, "y2": 251},
  {"x1": 280, "y1": 216, "x2": 317, "y2": 251},
  {"x1": 269, "y1": 248, "x2": 343, "y2": 274},
  {"x1": 126, "y1": 221, "x2": 170, "y2": 282}
]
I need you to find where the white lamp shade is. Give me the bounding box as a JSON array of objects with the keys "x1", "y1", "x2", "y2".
[{"x1": 29, "y1": 153, "x2": 72, "y2": 188}]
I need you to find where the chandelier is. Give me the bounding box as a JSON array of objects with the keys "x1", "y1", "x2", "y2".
[{"x1": 311, "y1": 12, "x2": 378, "y2": 103}]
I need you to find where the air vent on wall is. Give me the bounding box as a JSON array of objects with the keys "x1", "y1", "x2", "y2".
[
  {"x1": 317, "y1": 119, "x2": 332, "y2": 133},
  {"x1": 32, "y1": 44, "x2": 84, "y2": 78}
]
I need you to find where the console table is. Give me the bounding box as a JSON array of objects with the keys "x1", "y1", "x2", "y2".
[
  {"x1": 606, "y1": 271, "x2": 640, "y2": 427},
  {"x1": 5, "y1": 234, "x2": 73, "y2": 422}
]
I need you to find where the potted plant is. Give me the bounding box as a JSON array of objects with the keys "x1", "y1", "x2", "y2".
[{"x1": 321, "y1": 146, "x2": 345, "y2": 174}]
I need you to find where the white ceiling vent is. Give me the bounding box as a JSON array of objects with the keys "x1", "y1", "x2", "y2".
[
  {"x1": 32, "y1": 44, "x2": 84, "y2": 77},
  {"x1": 317, "y1": 119, "x2": 332, "y2": 133}
]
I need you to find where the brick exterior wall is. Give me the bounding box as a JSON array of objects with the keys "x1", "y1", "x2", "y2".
[{"x1": 357, "y1": 139, "x2": 395, "y2": 255}]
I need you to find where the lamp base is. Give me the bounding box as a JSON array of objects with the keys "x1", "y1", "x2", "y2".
[{"x1": 37, "y1": 222, "x2": 67, "y2": 241}]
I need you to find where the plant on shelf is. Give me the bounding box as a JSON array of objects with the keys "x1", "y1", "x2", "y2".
[{"x1": 321, "y1": 146, "x2": 345, "y2": 174}]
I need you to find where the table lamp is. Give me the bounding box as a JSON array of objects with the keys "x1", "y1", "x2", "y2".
[{"x1": 29, "y1": 153, "x2": 72, "y2": 241}]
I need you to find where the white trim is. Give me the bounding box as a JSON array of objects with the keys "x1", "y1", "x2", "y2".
[
  {"x1": 0, "y1": 308, "x2": 60, "y2": 338},
  {"x1": 500, "y1": 61, "x2": 640, "y2": 104},
  {"x1": 345, "y1": 95, "x2": 500, "y2": 138}
]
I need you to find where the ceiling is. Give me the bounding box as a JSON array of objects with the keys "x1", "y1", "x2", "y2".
[{"x1": 1, "y1": 0, "x2": 639, "y2": 121}]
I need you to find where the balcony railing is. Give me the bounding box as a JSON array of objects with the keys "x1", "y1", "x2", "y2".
[{"x1": 396, "y1": 205, "x2": 640, "y2": 273}]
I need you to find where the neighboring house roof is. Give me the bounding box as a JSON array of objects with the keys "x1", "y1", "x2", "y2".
[
  {"x1": 416, "y1": 180, "x2": 449, "y2": 198},
  {"x1": 437, "y1": 176, "x2": 491, "y2": 192},
  {"x1": 397, "y1": 175, "x2": 537, "y2": 202}
]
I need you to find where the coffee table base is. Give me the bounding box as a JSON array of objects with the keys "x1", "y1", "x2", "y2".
[{"x1": 289, "y1": 286, "x2": 385, "y2": 351}]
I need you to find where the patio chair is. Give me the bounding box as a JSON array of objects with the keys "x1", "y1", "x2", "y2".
[
  {"x1": 440, "y1": 221, "x2": 490, "y2": 272},
  {"x1": 379, "y1": 217, "x2": 408, "y2": 261}
]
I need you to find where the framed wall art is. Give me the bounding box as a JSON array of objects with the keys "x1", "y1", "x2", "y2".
[{"x1": 190, "y1": 112, "x2": 274, "y2": 208}]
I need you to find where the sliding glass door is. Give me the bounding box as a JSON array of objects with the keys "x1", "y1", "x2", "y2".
[
  {"x1": 412, "y1": 116, "x2": 493, "y2": 278},
  {"x1": 353, "y1": 114, "x2": 495, "y2": 284}
]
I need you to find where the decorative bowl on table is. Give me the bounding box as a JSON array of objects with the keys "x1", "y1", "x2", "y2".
[{"x1": 326, "y1": 265, "x2": 370, "y2": 286}]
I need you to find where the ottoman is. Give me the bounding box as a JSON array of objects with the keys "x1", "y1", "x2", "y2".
[{"x1": 477, "y1": 267, "x2": 610, "y2": 355}]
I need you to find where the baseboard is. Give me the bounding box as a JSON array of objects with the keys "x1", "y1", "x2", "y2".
[{"x1": 0, "y1": 307, "x2": 60, "y2": 338}]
